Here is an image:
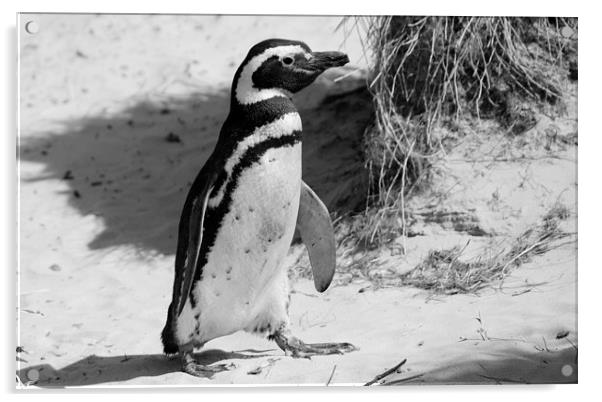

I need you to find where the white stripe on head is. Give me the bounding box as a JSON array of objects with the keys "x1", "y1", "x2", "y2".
[
  {"x1": 235, "y1": 45, "x2": 306, "y2": 105},
  {"x1": 208, "y1": 112, "x2": 302, "y2": 207}
]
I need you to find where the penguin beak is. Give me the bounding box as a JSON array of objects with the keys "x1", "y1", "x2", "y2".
[{"x1": 305, "y1": 51, "x2": 350, "y2": 72}]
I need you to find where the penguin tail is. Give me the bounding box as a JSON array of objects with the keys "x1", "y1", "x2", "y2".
[{"x1": 161, "y1": 305, "x2": 179, "y2": 355}]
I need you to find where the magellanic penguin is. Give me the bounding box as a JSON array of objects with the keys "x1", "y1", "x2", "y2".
[{"x1": 161, "y1": 38, "x2": 356, "y2": 377}]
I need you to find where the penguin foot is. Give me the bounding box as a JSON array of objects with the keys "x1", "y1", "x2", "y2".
[
  {"x1": 182, "y1": 361, "x2": 235, "y2": 378},
  {"x1": 272, "y1": 330, "x2": 358, "y2": 359},
  {"x1": 181, "y1": 351, "x2": 235, "y2": 378},
  {"x1": 287, "y1": 341, "x2": 357, "y2": 359}
]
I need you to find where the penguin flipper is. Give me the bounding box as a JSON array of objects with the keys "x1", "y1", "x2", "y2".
[
  {"x1": 297, "y1": 181, "x2": 336, "y2": 292},
  {"x1": 173, "y1": 168, "x2": 219, "y2": 317}
]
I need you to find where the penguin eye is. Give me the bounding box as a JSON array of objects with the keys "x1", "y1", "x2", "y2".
[{"x1": 282, "y1": 56, "x2": 294, "y2": 66}]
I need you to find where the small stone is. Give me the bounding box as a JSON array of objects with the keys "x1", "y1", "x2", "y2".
[
  {"x1": 556, "y1": 330, "x2": 570, "y2": 339},
  {"x1": 49, "y1": 264, "x2": 61, "y2": 272},
  {"x1": 165, "y1": 132, "x2": 182, "y2": 143}
]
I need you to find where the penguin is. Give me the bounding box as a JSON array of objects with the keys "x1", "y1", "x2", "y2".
[{"x1": 161, "y1": 38, "x2": 357, "y2": 377}]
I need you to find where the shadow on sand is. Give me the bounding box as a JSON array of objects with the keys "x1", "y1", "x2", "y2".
[
  {"x1": 17, "y1": 344, "x2": 577, "y2": 387},
  {"x1": 19, "y1": 85, "x2": 372, "y2": 257},
  {"x1": 17, "y1": 348, "x2": 275, "y2": 387},
  {"x1": 384, "y1": 346, "x2": 578, "y2": 385}
]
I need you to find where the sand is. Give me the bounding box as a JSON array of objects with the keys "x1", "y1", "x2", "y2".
[{"x1": 17, "y1": 14, "x2": 577, "y2": 387}]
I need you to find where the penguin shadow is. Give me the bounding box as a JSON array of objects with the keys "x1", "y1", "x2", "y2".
[
  {"x1": 19, "y1": 79, "x2": 373, "y2": 256},
  {"x1": 17, "y1": 348, "x2": 274, "y2": 387},
  {"x1": 20, "y1": 89, "x2": 230, "y2": 256}
]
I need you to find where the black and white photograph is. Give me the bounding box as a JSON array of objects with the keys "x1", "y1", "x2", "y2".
[{"x1": 15, "y1": 12, "x2": 578, "y2": 387}]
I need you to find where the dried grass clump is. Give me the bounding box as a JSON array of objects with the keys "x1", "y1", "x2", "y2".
[
  {"x1": 357, "y1": 16, "x2": 577, "y2": 247},
  {"x1": 400, "y1": 205, "x2": 573, "y2": 294}
]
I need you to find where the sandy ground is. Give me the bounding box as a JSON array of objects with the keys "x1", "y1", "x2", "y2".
[{"x1": 17, "y1": 14, "x2": 577, "y2": 387}]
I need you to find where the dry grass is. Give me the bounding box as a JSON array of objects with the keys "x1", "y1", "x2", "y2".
[
  {"x1": 291, "y1": 204, "x2": 574, "y2": 292},
  {"x1": 400, "y1": 204, "x2": 574, "y2": 294},
  {"x1": 346, "y1": 17, "x2": 577, "y2": 249}
]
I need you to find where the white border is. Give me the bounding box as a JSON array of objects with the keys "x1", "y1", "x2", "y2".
[
  {"x1": 0, "y1": 0, "x2": 587, "y2": 17},
  {"x1": 3, "y1": 0, "x2": 599, "y2": 401}
]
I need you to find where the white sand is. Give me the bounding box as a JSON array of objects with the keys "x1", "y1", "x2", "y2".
[{"x1": 17, "y1": 14, "x2": 577, "y2": 387}]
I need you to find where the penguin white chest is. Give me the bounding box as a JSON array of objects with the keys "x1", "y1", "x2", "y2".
[
  {"x1": 224, "y1": 144, "x2": 302, "y2": 254},
  {"x1": 189, "y1": 142, "x2": 302, "y2": 341}
]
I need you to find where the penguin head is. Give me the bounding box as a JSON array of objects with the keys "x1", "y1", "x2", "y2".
[{"x1": 233, "y1": 38, "x2": 349, "y2": 105}]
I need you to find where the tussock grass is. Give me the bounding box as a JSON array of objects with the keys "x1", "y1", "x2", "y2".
[
  {"x1": 291, "y1": 204, "x2": 573, "y2": 292},
  {"x1": 349, "y1": 16, "x2": 577, "y2": 248},
  {"x1": 400, "y1": 204, "x2": 574, "y2": 294}
]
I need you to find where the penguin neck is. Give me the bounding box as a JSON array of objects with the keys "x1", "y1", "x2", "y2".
[
  {"x1": 230, "y1": 82, "x2": 295, "y2": 109},
  {"x1": 232, "y1": 86, "x2": 293, "y2": 108},
  {"x1": 228, "y1": 92, "x2": 299, "y2": 131}
]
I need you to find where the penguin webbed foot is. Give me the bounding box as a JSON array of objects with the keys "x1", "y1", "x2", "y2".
[
  {"x1": 288, "y1": 341, "x2": 357, "y2": 359},
  {"x1": 271, "y1": 330, "x2": 357, "y2": 359},
  {"x1": 181, "y1": 351, "x2": 235, "y2": 378}
]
